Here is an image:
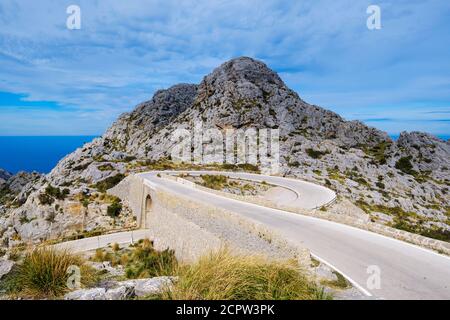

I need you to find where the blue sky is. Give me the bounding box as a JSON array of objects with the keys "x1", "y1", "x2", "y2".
[{"x1": 0, "y1": 0, "x2": 449, "y2": 136}]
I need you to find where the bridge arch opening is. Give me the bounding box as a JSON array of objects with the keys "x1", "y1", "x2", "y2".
[{"x1": 143, "y1": 194, "x2": 153, "y2": 228}]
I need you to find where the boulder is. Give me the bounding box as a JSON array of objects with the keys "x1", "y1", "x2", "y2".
[
  {"x1": 0, "y1": 259, "x2": 15, "y2": 280},
  {"x1": 64, "y1": 288, "x2": 107, "y2": 300},
  {"x1": 118, "y1": 276, "x2": 176, "y2": 297},
  {"x1": 104, "y1": 284, "x2": 135, "y2": 300}
]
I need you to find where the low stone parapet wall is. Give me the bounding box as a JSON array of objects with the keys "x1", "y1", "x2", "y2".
[{"x1": 109, "y1": 175, "x2": 311, "y2": 265}]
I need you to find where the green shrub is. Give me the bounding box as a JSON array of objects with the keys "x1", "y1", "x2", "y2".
[
  {"x1": 19, "y1": 216, "x2": 32, "y2": 224},
  {"x1": 395, "y1": 156, "x2": 417, "y2": 175},
  {"x1": 289, "y1": 161, "x2": 300, "y2": 167},
  {"x1": 107, "y1": 198, "x2": 122, "y2": 218},
  {"x1": 354, "y1": 177, "x2": 369, "y2": 186},
  {"x1": 38, "y1": 193, "x2": 54, "y2": 205},
  {"x1": 93, "y1": 174, "x2": 125, "y2": 192},
  {"x1": 38, "y1": 185, "x2": 69, "y2": 205},
  {"x1": 160, "y1": 250, "x2": 330, "y2": 300},
  {"x1": 375, "y1": 181, "x2": 385, "y2": 189},
  {"x1": 306, "y1": 148, "x2": 329, "y2": 159},
  {"x1": 81, "y1": 198, "x2": 90, "y2": 208},
  {"x1": 45, "y1": 185, "x2": 69, "y2": 200},
  {"x1": 97, "y1": 164, "x2": 114, "y2": 171}
]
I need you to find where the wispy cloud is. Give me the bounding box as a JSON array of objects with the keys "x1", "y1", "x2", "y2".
[{"x1": 0, "y1": 0, "x2": 449, "y2": 135}]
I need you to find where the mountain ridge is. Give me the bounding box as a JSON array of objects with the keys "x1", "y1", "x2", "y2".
[{"x1": 0, "y1": 56, "x2": 449, "y2": 246}]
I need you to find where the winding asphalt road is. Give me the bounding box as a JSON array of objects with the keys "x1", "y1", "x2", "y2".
[
  {"x1": 139, "y1": 171, "x2": 450, "y2": 300},
  {"x1": 56, "y1": 171, "x2": 450, "y2": 299}
]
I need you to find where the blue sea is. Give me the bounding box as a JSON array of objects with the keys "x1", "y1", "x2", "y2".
[
  {"x1": 0, "y1": 136, "x2": 97, "y2": 174},
  {"x1": 0, "y1": 134, "x2": 448, "y2": 174},
  {"x1": 389, "y1": 134, "x2": 450, "y2": 141}
]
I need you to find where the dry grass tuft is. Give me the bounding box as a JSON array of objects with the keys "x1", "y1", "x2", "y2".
[
  {"x1": 160, "y1": 249, "x2": 331, "y2": 300},
  {"x1": 1, "y1": 247, "x2": 97, "y2": 298}
]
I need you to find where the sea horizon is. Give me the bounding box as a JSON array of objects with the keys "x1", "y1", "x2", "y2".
[
  {"x1": 0, "y1": 134, "x2": 448, "y2": 175},
  {"x1": 0, "y1": 136, "x2": 98, "y2": 174}
]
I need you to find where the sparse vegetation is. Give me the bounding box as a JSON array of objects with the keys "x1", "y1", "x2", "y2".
[
  {"x1": 356, "y1": 200, "x2": 450, "y2": 242},
  {"x1": 328, "y1": 168, "x2": 345, "y2": 184},
  {"x1": 97, "y1": 164, "x2": 114, "y2": 171},
  {"x1": 132, "y1": 158, "x2": 260, "y2": 173},
  {"x1": 361, "y1": 141, "x2": 391, "y2": 165},
  {"x1": 391, "y1": 219, "x2": 450, "y2": 242},
  {"x1": 38, "y1": 185, "x2": 70, "y2": 205}
]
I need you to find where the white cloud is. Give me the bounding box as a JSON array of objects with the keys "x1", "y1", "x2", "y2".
[{"x1": 0, "y1": 0, "x2": 449, "y2": 135}]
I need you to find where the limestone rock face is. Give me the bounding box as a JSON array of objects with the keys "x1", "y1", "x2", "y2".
[
  {"x1": 8, "y1": 171, "x2": 43, "y2": 198},
  {"x1": 0, "y1": 170, "x2": 43, "y2": 209},
  {"x1": 1, "y1": 57, "x2": 449, "y2": 246},
  {"x1": 397, "y1": 131, "x2": 450, "y2": 174},
  {"x1": 0, "y1": 169, "x2": 11, "y2": 184},
  {"x1": 0, "y1": 259, "x2": 14, "y2": 280}
]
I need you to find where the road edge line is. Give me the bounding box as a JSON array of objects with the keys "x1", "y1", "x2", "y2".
[{"x1": 310, "y1": 252, "x2": 374, "y2": 298}]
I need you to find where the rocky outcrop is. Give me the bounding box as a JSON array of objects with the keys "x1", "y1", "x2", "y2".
[
  {"x1": 0, "y1": 171, "x2": 43, "y2": 211},
  {"x1": 0, "y1": 259, "x2": 14, "y2": 280},
  {"x1": 397, "y1": 131, "x2": 450, "y2": 174},
  {"x1": 64, "y1": 276, "x2": 176, "y2": 300},
  {"x1": 1, "y1": 57, "x2": 449, "y2": 247},
  {"x1": 0, "y1": 169, "x2": 11, "y2": 184}
]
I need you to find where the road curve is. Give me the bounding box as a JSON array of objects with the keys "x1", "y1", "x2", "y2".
[
  {"x1": 139, "y1": 171, "x2": 450, "y2": 300},
  {"x1": 161, "y1": 170, "x2": 337, "y2": 209}
]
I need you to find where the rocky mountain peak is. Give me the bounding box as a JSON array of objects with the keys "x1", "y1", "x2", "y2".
[
  {"x1": 1, "y1": 57, "x2": 449, "y2": 246},
  {"x1": 195, "y1": 56, "x2": 292, "y2": 108},
  {"x1": 203, "y1": 57, "x2": 285, "y2": 88}
]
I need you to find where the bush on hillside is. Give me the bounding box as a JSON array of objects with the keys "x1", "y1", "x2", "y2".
[
  {"x1": 93, "y1": 174, "x2": 125, "y2": 192},
  {"x1": 107, "y1": 197, "x2": 123, "y2": 218},
  {"x1": 395, "y1": 156, "x2": 417, "y2": 175}
]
